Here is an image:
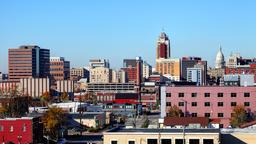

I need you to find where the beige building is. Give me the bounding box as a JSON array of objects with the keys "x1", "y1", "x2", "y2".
[
  {"x1": 104, "y1": 128, "x2": 220, "y2": 144},
  {"x1": 19, "y1": 78, "x2": 50, "y2": 98},
  {"x1": 90, "y1": 67, "x2": 112, "y2": 83},
  {"x1": 56, "y1": 80, "x2": 74, "y2": 94},
  {"x1": 112, "y1": 69, "x2": 127, "y2": 83},
  {"x1": 156, "y1": 58, "x2": 181, "y2": 81}
]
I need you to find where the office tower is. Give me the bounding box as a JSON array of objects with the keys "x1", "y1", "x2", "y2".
[
  {"x1": 121, "y1": 57, "x2": 143, "y2": 84},
  {"x1": 156, "y1": 58, "x2": 181, "y2": 81},
  {"x1": 112, "y1": 69, "x2": 127, "y2": 83},
  {"x1": 89, "y1": 59, "x2": 110, "y2": 68},
  {"x1": 8, "y1": 45, "x2": 50, "y2": 81},
  {"x1": 90, "y1": 67, "x2": 112, "y2": 83},
  {"x1": 187, "y1": 67, "x2": 203, "y2": 85},
  {"x1": 142, "y1": 61, "x2": 152, "y2": 79},
  {"x1": 156, "y1": 32, "x2": 170, "y2": 59},
  {"x1": 70, "y1": 67, "x2": 89, "y2": 80},
  {"x1": 50, "y1": 57, "x2": 70, "y2": 81}
]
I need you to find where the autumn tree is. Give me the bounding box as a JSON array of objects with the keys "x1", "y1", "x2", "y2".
[
  {"x1": 40, "y1": 91, "x2": 51, "y2": 106},
  {"x1": 230, "y1": 105, "x2": 248, "y2": 127},
  {"x1": 42, "y1": 106, "x2": 66, "y2": 140},
  {"x1": 0, "y1": 107, "x2": 7, "y2": 118},
  {"x1": 60, "y1": 92, "x2": 69, "y2": 102},
  {"x1": 167, "y1": 105, "x2": 182, "y2": 117}
]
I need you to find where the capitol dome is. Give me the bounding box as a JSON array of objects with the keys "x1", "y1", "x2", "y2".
[{"x1": 215, "y1": 45, "x2": 225, "y2": 69}]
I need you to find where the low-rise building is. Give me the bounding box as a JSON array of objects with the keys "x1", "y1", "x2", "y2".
[
  {"x1": 71, "y1": 112, "x2": 106, "y2": 129},
  {"x1": 104, "y1": 127, "x2": 220, "y2": 144},
  {"x1": 0, "y1": 117, "x2": 43, "y2": 144}
]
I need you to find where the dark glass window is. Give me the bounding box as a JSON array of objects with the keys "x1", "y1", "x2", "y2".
[
  {"x1": 244, "y1": 93, "x2": 250, "y2": 97},
  {"x1": 217, "y1": 93, "x2": 223, "y2": 97},
  {"x1": 231, "y1": 93, "x2": 237, "y2": 97},
  {"x1": 244, "y1": 102, "x2": 250, "y2": 106},
  {"x1": 191, "y1": 93, "x2": 197, "y2": 97},
  {"x1": 205, "y1": 113, "x2": 210, "y2": 117},
  {"x1": 231, "y1": 102, "x2": 237, "y2": 106},
  {"x1": 203, "y1": 139, "x2": 214, "y2": 144},
  {"x1": 190, "y1": 139, "x2": 200, "y2": 144},
  {"x1": 205, "y1": 93, "x2": 210, "y2": 97},
  {"x1": 111, "y1": 141, "x2": 117, "y2": 144},
  {"x1": 218, "y1": 102, "x2": 223, "y2": 107},
  {"x1": 192, "y1": 102, "x2": 197, "y2": 107},
  {"x1": 204, "y1": 102, "x2": 210, "y2": 107},
  {"x1": 178, "y1": 93, "x2": 184, "y2": 97},
  {"x1": 218, "y1": 113, "x2": 224, "y2": 117},
  {"x1": 192, "y1": 113, "x2": 197, "y2": 117},
  {"x1": 161, "y1": 139, "x2": 171, "y2": 144},
  {"x1": 147, "y1": 139, "x2": 157, "y2": 144},
  {"x1": 166, "y1": 102, "x2": 171, "y2": 106},
  {"x1": 175, "y1": 139, "x2": 184, "y2": 144},
  {"x1": 179, "y1": 102, "x2": 184, "y2": 106},
  {"x1": 166, "y1": 93, "x2": 171, "y2": 97},
  {"x1": 128, "y1": 141, "x2": 135, "y2": 144}
]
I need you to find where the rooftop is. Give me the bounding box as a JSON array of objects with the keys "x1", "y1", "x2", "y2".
[{"x1": 106, "y1": 127, "x2": 220, "y2": 134}]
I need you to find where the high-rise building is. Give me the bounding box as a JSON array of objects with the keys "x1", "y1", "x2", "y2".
[
  {"x1": 112, "y1": 69, "x2": 127, "y2": 83},
  {"x1": 50, "y1": 57, "x2": 70, "y2": 81},
  {"x1": 89, "y1": 59, "x2": 110, "y2": 68},
  {"x1": 8, "y1": 45, "x2": 50, "y2": 81},
  {"x1": 142, "y1": 61, "x2": 152, "y2": 79},
  {"x1": 121, "y1": 57, "x2": 143, "y2": 84},
  {"x1": 70, "y1": 67, "x2": 89, "y2": 81},
  {"x1": 90, "y1": 67, "x2": 112, "y2": 83},
  {"x1": 215, "y1": 46, "x2": 225, "y2": 69},
  {"x1": 156, "y1": 32, "x2": 170, "y2": 59},
  {"x1": 187, "y1": 67, "x2": 203, "y2": 85},
  {"x1": 156, "y1": 58, "x2": 181, "y2": 81}
]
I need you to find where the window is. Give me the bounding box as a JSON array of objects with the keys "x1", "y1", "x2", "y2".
[
  {"x1": 203, "y1": 139, "x2": 214, "y2": 144},
  {"x1": 244, "y1": 93, "x2": 250, "y2": 97},
  {"x1": 178, "y1": 93, "x2": 184, "y2": 97},
  {"x1": 192, "y1": 102, "x2": 197, "y2": 107},
  {"x1": 231, "y1": 93, "x2": 237, "y2": 97},
  {"x1": 231, "y1": 102, "x2": 237, "y2": 106},
  {"x1": 205, "y1": 113, "x2": 210, "y2": 117},
  {"x1": 218, "y1": 113, "x2": 224, "y2": 117},
  {"x1": 161, "y1": 139, "x2": 171, "y2": 144},
  {"x1": 128, "y1": 140, "x2": 135, "y2": 144},
  {"x1": 244, "y1": 102, "x2": 250, "y2": 106},
  {"x1": 204, "y1": 93, "x2": 210, "y2": 97},
  {"x1": 218, "y1": 102, "x2": 224, "y2": 107},
  {"x1": 166, "y1": 93, "x2": 171, "y2": 97},
  {"x1": 190, "y1": 139, "x2": 200, "y2": 144},
  {"x1": 175, "y1": 139, "x2": 184, "y2": 144},
  {"x1": 192, "y1": 113, "x2": 197, "y2": 117},
  {"x1": 204, "y1": 102, "x2": 210, "y2": 107},
  {"x1": 10, "y1": 126, "x2": 14, "y2": 132},
  {"x1": 22, "y1": 124, "x2": 26, "y2": 132},
  {"x1": 166, "y1": 102, "x2": 171, "y2": 106},
  {"x1": 191, "y1": 93, "x2": 197, "y2": 97},
  {"x1": 147, "y1": 139, "x2": 157, "y2": 144},
  {"x1": 179, "y1": 102, "x2": 184, "y2": 106},
  {"x1": 217, "y1": 93, "x2": 223, "y2": 97},
  {"x1": 111, "y1": 140, "x2": 118, "y2": 144}
]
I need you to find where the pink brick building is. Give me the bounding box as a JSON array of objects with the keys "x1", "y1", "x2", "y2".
[{"x1": 160, "y1": 86, "x2": 256, "y2": 128}]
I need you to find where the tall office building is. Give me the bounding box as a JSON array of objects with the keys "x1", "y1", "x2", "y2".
[
  {"x1": 142, "y1": 61, "x2": 152, "y2": 79},
  {"x1": 89, "y1": 59, "x2": 110, "y2": 69},
  {"x1": 156, "y1": 32, "x2": 170, "y2": 59},
  {"x1": 156, "y1": 58, "x2": 181, "y2": 81},
  {"x1": 50, "y1": 57, "x2": 70, "y2": 81},
  {"x1": 8, "y1": 45, "x2": 50, "y2": 81},
  {"x1": 90, "y1": 67, "x2": 112, "y2": 83},
  {"x1": 121, "y1": 57, "x2": 143, "y2": 84},
  {"x1": 187, "y1": 67, "x2": 203, "y2": 85}
]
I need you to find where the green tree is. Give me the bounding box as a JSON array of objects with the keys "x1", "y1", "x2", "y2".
[
  {"x1": 167, "y1": 105, "x2": 182, "y2": 117},
  {"x1": 42, "y1": 106, "x2": 66, "y2": 140},
  {"x1": 230, "y1": 105, "x2": 247, "y2": 127}
]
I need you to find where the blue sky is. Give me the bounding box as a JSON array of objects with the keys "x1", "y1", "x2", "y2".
[{"x1": 1, "y1": 0, "x2": 256, "y2": 72}]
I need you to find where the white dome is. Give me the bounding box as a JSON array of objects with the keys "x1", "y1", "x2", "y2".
[{"x1": 215, "y1": 46, "x2": 225, "y2": 69}]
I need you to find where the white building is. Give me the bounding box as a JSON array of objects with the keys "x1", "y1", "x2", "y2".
[
  {"x1": 56, "y1": 80, "x2": 74, "y2": 94},
  {"x1": 226, "y1": 53, "x2": 241, "y2": 68},
  {"x1": 50, "y1": 102, "x2": 88, "y2": 113},
  {"x1": 215, "y1": 46, "x2": 225, "y2": 69},
  {"x1": 112, "y1": 69, "x2": 127, "y2": 83},
  {"x1": 187, "y1": 67, "x2": 203, "y2": 85},
  {"x1": 142, "y1": 61, "x2": 152, "y2": 79}
]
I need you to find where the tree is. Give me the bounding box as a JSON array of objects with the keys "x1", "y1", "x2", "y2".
[
  {"x1": 40, "y1": 91, "x2": 51, "y2": 106},
  {"x1": 42, "y1": 106, "x2": 66, "y2": 140},
  {"x1": 167, "y1": 105, "x2": 182, "y2": 117},
  {"x1": 60, "y1": 92, "x2": 69, "y2": 102},
  {"x1": 0, "y1": 107, "x2": 7, "y2": 118},
  {"x1": 230, "y1": 105, "x2": 247, "y2": 127}
]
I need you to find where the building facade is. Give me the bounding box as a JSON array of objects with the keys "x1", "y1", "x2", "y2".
[
  {"x1": 187, "y1": 68, "x2": 203, "y2": 85},
  {"x1": 121, "y1": 57, "x2": 143, "y2": 84},
  {"x1": 156, "y1": 58, "x2": 180, "y2": 81},
  {"x1": 0, "y1": 117, "x2": 43, "y2": 144},
  {"x1": 142, "y1": 61, "x2": 152, "y2": 80},
  {"x1": 160, "y1": 86, "x2": 256, "y2": 128},
  {"x1": 70, "y1": 67, "x2": 89, "y2": 81},
  {"x1": 90, "y1": 67, "x2": 112, "y2": 83},
  {"x1": 56, "y1": 80, "x2": 74, "y2": 95},
  {"x1": 89, "y1": 59, "x2": 110, "y2": 68},
  {"x1": 8, "y1": 45, "x2": 50, "y2": 81},
  {"x1": 156, "y1": 32, "x2": 170, "y2": 59},
  {"x1": 112, "y1": 69, "x2": 127, "y2": 83},
  {"x1": 20, "y1": 77, "x2": 50, "y2": 98},
  {"x1": 50, "y1": 57, "x2": 70, "y2": 81}
]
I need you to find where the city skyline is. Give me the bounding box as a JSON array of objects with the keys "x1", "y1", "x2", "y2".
[{"x1": 1, "y1": 0, "x2": 256, "y2": 72}]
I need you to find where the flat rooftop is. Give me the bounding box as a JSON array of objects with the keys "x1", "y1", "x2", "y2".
[{"x1": 106, "y1": 127, "x2": 220, "y2": 133}]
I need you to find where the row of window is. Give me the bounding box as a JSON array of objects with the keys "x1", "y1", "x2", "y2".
[
  {"x1": 166, "y1": 112, "x2": 226, "y2": 118},
  {"x1": 166, "y1": 92, "x2": 250, "y2": 97},
  {"x1": 111, "y1": 138, "x2": 214, "y2": 144},
  {"x1": 166, "y1": 101, "x2": 250, "y2": 107},
  {"x1": 0, "y1": 124, "x2": 26, "y2": 132}
]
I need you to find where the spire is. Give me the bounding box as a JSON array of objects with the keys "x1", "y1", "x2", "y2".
[{"x1": 219, "y1": 44, "x2": 222, "y2": 51}]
